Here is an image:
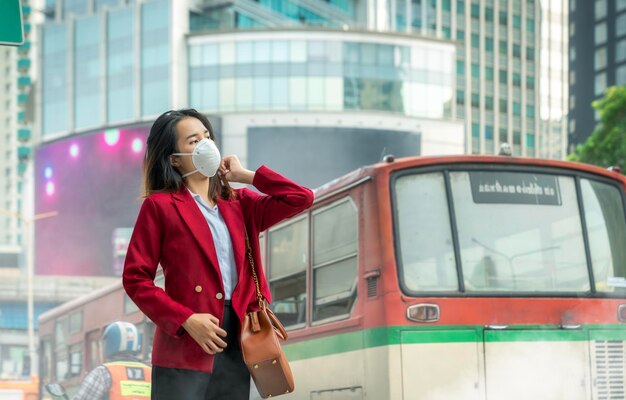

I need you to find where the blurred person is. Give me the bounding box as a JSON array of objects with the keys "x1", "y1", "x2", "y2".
[
  {"x1": 123, "y1": 109, "x2": 314, "y2": 399},
  {"x1": 71, "y1": 321, "x2": 151, "y2": 400}
]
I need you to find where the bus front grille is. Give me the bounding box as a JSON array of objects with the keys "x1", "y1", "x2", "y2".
[{"x1": 593, "y1": 340, "x2": 626, "y2": 400}]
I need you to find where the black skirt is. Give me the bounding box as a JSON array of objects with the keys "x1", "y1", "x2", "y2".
[{"x1": 151, "y1": 302, "x2": 251, "y2": 400}]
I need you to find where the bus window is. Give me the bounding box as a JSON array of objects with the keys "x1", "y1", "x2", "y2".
[
  {"x1": 55, "y1": 317, "x2": 69, "y2": 381},
  {"x1": 451, "y1": 171, "x2": 589, "y2": 292},
  {"x1": 312, "y1": 199, "x2": 358, "y2": 322},
  {"x1": 40, "y1": 337, "x2": 52, "y2": 382},
  {"x1": 69, "y1": 343, "x2": 82, "y2": 377},
  {"x1": 69, "y1": 311, "x2": 82, "y2": 334},
  {"x1": 394, "y1": 172, "x2": 458, "y2": 291},
  {"x1": 581, "y1": 179, "x2": 626, "y2": 293},
  {"x1": 268, "y1": 216, "x2": 308, "y2": 328},
  {"x1": 86, "y1": 329, "x2": 101, "y2": 371}
]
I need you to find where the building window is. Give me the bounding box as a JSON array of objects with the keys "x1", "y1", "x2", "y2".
[
  {"x1": 513, "y1": 102, "x2": 521, "y2": 116},
  {"x1": 526, "y1": 19, "x2": 535, "y2": 33},
  {"x1": 571, "y1": 0, "x2": 576, "y2": 12},
  {"x1": 472, "y1": 123, "x2": 480, "y2": 137},
  {"x1": 618, "y1": 0, "x2": 626, "y2": 12},
  {"x1": 499, "y1": 10, "x2": 507, "y2": 25},
  {"x1": 472, "y1": 33, "x2": 480, "y2": 48},
  {"x1": 499, "y1": 69, "x2": 507, "y2": 84},
  {"x1": 526, "y1": 47, "x2": 535, "y2": 61},
  {"x1": 471, "y1": 63, "x2": 480, "y2": 78},
  {"x1": 485, "y1": 66, "x2": 494, "y2": 80},
  {"x1": 499, "y1": 99, "x2": 508, "y2": 112},
  {"x1": 456, "y1": 89, "x2": 465, "y2": 105},
  {"x1": 513, "y1": 15, "x2": 521, "y2": 29},
  {"x1": 526, "y1": 105, "x2": 535, "y2": 118},
  {"x1": 485, "y1": 7, "x2": 494, "y2": 22},
  {"x1": 499, "y1": 128, "x2": 508, "y2": 143},
  {"x1": 595, "y1": 47, "x2": 607, "y2": 70},
  {"x1": 595, "y1": 0, "x2": 607, "y2": 20},
  {"x1": 570, "y1": 94, "x2": 576, "y2": 110},
  {"x1": 513, "y1": 44, "x2": 521, "y2": 58},
  {"x1": 485, "y1": 96, "x2": 494, "y2": 110},
  {"x1": 570, "y1": 70, "x2": 576, "y2": 85},
  {"x1": 617, "y1": 14, "x2": 626, "y2": 37},
  {"x1": 471, "y1": 93, "x2": 480, "y2": 107},
  {"x1": 570, "y1": 22, "x2": 576, "y2": 37},
  {"x1": 513, "y1": 72, "x2": 521, "y2": 86},
  {"x1": 485, "y1": 37, "x2": 494, "y2": 52},
  {"x1": 499, "y1": 40, "x2": 507, "y2": 55},
  {"x1": 457, "y1": 29, "x2": 465, "y2": 43},
  {"x1": 595, "y1": 72, "x2": 607, "y2": 95},
  {"x1": 457, "y1": 60, "x2": 465, "y2": 75},
  {"x1": 471, "y1": 3, "x2": 480, "y2": 18},
  {"x1": 617, "y1": 65, "x2": 626, "y2": 86},
  {"x1": 457, "y1": 0, "x2": 465, "y2": 15},
  {"x1": 617, "y1": 39, "x2": 626, "y2": 62},
  {"x1": 570, "y1": 47, "x2": 576, "y2": 61},
  {"x1": 595, "y1": 23, "x2": 607, "y2": 45}
]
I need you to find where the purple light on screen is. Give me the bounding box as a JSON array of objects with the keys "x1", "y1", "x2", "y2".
[
  {"x1": 131, "y1": 138, "x2": 143, "y2": 153},
  {"x1": 104, "y1": 129, "x2": 120, "y2": 146},
  {"x1": 46, "y1": 181, "x2": 55, "y2": 196},
  {"x1": 69, "y1": 144, "x2": 79, "y2": 158}
]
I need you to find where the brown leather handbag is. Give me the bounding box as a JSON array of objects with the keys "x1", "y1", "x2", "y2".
[{"x1": 240, "y1": 231, "x2": 295, "y2": 398}]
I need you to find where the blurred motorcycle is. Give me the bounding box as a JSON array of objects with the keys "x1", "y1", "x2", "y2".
[{"x1": 44, "y1": 383, "x2": 70, "y2": 400}]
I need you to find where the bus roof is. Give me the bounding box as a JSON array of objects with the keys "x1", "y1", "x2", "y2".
[
  {"x1": 312, "y1": 155, "x2": 626, "y2": 200},
  {"x1": 38, "y1": 278, "x2": 124, "y2": 324}
]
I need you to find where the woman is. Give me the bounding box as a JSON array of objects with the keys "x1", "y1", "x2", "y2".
[{"x1": 123, "y1": 109, "x2": 314, "y2": 399}]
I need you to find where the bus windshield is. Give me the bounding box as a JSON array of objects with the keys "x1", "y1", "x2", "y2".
[{"x1": 393, "y1": 169, "x2": 626, "y2": 294}]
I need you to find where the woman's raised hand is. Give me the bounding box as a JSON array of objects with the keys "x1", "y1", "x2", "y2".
[
  {"x1": 218, "y1": 155, "x2": 255, "y2": 184},
  {"x1": 182, "y1": 313, "x2": 228, "y2": 355}
]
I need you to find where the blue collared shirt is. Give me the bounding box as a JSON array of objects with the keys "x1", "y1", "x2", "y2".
[{"x1": 188, "y1": 189, "x2": 238, "y2": 300}]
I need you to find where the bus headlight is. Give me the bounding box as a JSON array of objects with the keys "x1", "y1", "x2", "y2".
[{"x1": 406, "y1": 303, "x2": 440, "y2": 323}]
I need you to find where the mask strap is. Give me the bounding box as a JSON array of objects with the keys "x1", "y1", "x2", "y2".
[{"x1": 181, "y1": 169, "x2": 198, "y2": 178}]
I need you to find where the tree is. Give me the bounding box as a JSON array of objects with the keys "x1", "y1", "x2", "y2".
[{"x1": 569, "y1": 86, "x2": 626, "y2": 172}]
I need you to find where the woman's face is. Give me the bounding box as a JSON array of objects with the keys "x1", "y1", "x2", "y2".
[{"x1": 172, "y1": 117, "x2": 211, "y2": 177}]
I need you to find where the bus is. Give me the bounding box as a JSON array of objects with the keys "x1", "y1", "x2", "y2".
[
  {"x1": 37, "y1": 277, "x2": 161, "y2": 398},
  {"x1": 40, "y1": 155, "x2": 626, "y2": 399},
  {"x1": 268, "y1": 155, "x2": 626, "y2": 399},
  {"x1": 0, "y1": 377, "x2": 38, "y2": 400}
]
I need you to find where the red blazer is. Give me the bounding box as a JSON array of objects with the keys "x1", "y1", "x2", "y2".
[{"x1": 122, "y1": 165, "x2": 314, "y2": 372}]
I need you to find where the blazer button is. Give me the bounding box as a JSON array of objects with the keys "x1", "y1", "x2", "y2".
[
  {"x1": 194, "y1": 285, "x2": 202, "y2": 293},
  {"x1": 215, "y1": 292, "x2": 223, "y2": 300}
]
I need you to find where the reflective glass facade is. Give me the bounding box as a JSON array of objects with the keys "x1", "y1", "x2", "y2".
[
  {"x1": 189, "y1": 35, "x2": 453, "y2": 118},
  {"x1": 42, "y1": 23, "x2": 67, "y2": 134},
  {"x1": 74, "y1": 16, "x2": 101, "y2": 130},
  {"x1": 107, "y1": 7, "x2": 134, "y2": 123},
  {"x1": 41, "y1": 0, "x2": 170, "y2": 137},
  {"x1": 141, "y1": 0, "x2": 170, "y2": 116}
]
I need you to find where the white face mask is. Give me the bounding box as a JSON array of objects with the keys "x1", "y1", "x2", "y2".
[{"x1": 172, "y1": 138, "x2": 221, "y2": 178}]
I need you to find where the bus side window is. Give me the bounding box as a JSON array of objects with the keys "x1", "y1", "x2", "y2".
[
  {"x1": 69, "y1": 343, "x2": 82, "y2": 377},
  {"x1": 312, "y1": 198, "x2": 358, "y2": 323},
  {"x1": 268, "y1": 216, "x2": 308, "y2": 329}
]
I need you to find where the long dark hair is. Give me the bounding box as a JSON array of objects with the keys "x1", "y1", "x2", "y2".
[{"x1": 142, "y1": 109, "x2": 233, "y2": 200}]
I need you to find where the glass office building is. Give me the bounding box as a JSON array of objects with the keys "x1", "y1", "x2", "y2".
[{"x1": 568, "y1": 0, "x2": 626, "y2": 149}]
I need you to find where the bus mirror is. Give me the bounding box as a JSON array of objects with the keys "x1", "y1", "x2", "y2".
[{"x1": 45, "y1": 383, "x2": 67, "y2": 397}]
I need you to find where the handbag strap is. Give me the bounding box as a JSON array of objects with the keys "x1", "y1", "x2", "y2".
[
  {"x1": 243, "y1": 229, "x2": 289, "y2": 341},
  {"x1": 244, "y1": 229, "x2": 265, "y2": 310}
]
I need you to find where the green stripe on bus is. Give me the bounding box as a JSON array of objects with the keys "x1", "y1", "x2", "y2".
[{"x1": 283, "y1": 325, "x2": 626, "y2": 362}]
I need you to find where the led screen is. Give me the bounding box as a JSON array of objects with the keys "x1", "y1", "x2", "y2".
[{"x1": 35, "y1": 126, "x2": 148, "y2": 276}]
